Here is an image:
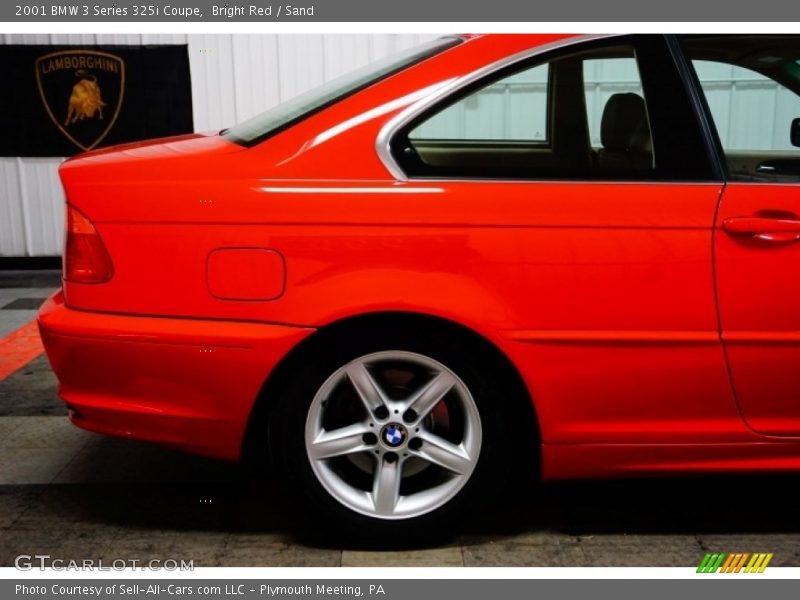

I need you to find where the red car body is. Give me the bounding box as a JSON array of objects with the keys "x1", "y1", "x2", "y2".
[{"x1": 38, "y1": 33, "x2": 800, "y2": 488}]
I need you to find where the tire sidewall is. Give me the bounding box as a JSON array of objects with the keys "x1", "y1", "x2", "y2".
[{"x1": 271, "y1": 328, "x2": 515, "y2": 546}]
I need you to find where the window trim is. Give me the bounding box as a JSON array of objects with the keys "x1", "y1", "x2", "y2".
[{"x1": 378, "y1": 34, "x2": 720, "y2": 183}]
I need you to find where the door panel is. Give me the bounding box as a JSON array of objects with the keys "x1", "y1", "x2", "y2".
[
  {"x1": 716, "y1": 185, "x2": 800, "y2": 435},
  {"x1": 681, "y1": 34, "x2": 800, "y2": 436}
]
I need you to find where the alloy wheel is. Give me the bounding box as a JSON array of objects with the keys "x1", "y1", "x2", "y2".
[{"x1": 304, "y1": 350, "x2": 482, "y2": 520}]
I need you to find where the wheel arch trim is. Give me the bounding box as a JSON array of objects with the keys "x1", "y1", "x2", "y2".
[{"x1": 241, "y1": 310, "x2": 541, "y2": 469}]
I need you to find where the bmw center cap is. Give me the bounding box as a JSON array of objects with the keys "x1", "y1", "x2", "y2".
[{"x1": 381, "y1": 423, "x2": 407, "y2": 448}]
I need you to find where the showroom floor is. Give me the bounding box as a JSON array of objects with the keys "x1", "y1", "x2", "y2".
[{"x1": 1, "y1": 270, "x2": 799, "y2": 567}]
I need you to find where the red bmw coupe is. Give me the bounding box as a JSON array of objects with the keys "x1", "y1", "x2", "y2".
[{"x1": 38, "y1": 34, "x2": 800, "y2": 542}]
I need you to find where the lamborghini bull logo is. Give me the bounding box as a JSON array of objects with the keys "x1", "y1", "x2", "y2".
[
  {"x1": 64, "y1": 71, "x2": 106, "y2": 126},
  {"x1": 35, "y1": 50, "x2": 125, "y2": 151}
]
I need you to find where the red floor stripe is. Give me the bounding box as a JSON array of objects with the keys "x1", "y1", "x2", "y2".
[{"x1": 0, "y1": 320, "x2": 44, "y2": 381}]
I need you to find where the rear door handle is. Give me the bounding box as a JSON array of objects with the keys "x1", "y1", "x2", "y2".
[{"x1": 722, "y1": 217, "x2": 800, "y2": 243}]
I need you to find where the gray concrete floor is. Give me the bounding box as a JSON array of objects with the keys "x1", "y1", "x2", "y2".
[{"x1": 1, "y1": 271, "x2": 799, "y2": 567}]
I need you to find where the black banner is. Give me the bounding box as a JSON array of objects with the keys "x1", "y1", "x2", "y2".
[
  {"x1": 1, "y1": 579, "x2": 796, "y2": 600},
  {"x1": 0, "y1": 44, "x2": 193, "y2": 157},
  {"x1": 3, "y1": 0, "x2": 800, "y2": 21}
]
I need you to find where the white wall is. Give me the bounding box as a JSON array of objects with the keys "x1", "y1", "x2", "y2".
[{"x1": 0, "y1": 34, "x2": 439, "y2": 257}]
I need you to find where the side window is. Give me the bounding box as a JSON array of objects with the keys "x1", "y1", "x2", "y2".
[
  {"x1": 681, "y1": 36, "x2": 800, "y2": 182},
  {"x1": 398, "y1": 44, "x2": 657, "y2": 180},
  {"x1": 409, "y1": 64, "x2": 549, "y2": 142}
]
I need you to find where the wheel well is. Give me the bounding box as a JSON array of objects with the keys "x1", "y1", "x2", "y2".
[{"x1": 241, "y1": 311, "x2": 540, "y2": 473}]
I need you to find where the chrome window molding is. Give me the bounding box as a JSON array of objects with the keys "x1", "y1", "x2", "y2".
[{"x1": 375, "y1": 34, "x2": 616, "y2": 182}]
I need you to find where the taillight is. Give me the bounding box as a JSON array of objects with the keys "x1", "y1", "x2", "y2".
[{"x1": 63, "y1": 204, "x2": 114, "y2": 284}]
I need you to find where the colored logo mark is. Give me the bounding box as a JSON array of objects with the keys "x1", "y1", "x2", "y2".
[{"x1": 697, "y1": 553, "x2": 773, "y2": 573}]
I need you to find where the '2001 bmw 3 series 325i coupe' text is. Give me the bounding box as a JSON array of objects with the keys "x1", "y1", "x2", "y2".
[{"x1": 38, "y1": 34, "x2": 800, "y2": 543}]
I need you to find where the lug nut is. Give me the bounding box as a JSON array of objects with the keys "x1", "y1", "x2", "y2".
[
  {"x1": 402, "y1": 409, "x2": 417, "y2": 423},
  {"x1": 374, "y1": 406, "x2": 390, "y2": 420},
  {"x1": 362, "y1": 432, "x2": 378, "y2": 445},
  {"x1": 384, "y1": 452, "x2": 398, "y2": 464},
  {"x1": 408, "y1": 438, "x2": 423, "y2": 451}
]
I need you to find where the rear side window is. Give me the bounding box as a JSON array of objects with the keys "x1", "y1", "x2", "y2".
[
  {"x1": 391, "y1": 36, "x2": 716, "y2": 182},
  {"x1": 409, "y1": 63, "x2": 550, "y2": 142},
  {"x1": 400, "y1": 44, "x2": 654, "y2": 180},
  {"x1": 681, "y1": 35, "x2": 800, "y2": 182}
]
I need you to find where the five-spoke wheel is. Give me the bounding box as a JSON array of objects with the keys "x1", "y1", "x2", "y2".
[
  {"x1": 305, "y1": 351, "x2": 481, "y2": 519},
  {"x1": 272, "y1": 328, "x2": 517, "y2": 544}
]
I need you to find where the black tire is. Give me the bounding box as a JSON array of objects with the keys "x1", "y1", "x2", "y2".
[{"x1": 269, "y1": 325, "x2": 521, "y2": 547}]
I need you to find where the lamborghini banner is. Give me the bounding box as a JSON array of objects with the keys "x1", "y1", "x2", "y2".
[{"x1": 0, "y1": 45, "x2": 193, "y2": 156}]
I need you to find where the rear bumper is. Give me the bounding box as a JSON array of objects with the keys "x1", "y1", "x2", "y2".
[{"x1": 37, "y1": 291, "x2": 314, "y2": 460}]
